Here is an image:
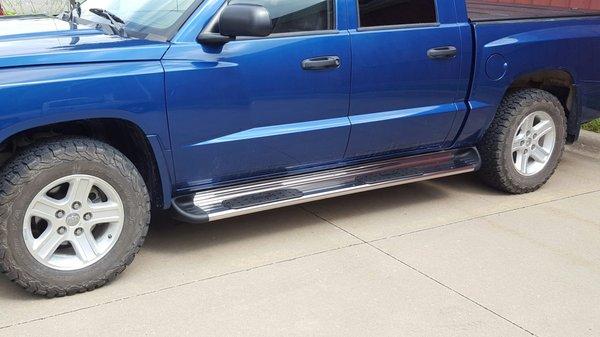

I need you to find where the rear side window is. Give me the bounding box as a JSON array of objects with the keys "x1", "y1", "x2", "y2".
[
  {"x1": 228, "y1": 0, "x2": 335, "y2": 34},
  {"x1": 357, "y1": 0, "x2": 437, "y2": 28},
  {"x1": 467, "y1": 0, "x2": 600, "y2": 21}
]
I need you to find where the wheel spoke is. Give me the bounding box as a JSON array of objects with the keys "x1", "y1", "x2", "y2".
[
  {"x1": 522, "y1": 114, "x2": 535, "y2": 132},
  {"x1": 514, "y1": 150, "x2": 530, "y2": 173},
  {"x1": 521, "y1": 153, "x2": 530, "y2": 173},
  {"x1": 33, "y1": 230, "x2": 65, "y2": 261},
  {"x1": 512, "y1": 135, "x2": 525, "y2": 152},
  {"x1": 531, "y1": 147, "x2": 550, "y2": 163},
  {"x1": 29, "y1": 196, "x2": 63, "y2": 220},
  {"x1": 71, "y1": 232, "x2": 100, "y2": 263},
  {"x1": 67, "y1": 176, "x2": 94, "y2": 205},
  {"x1": 88, "y1": 202, "x2": 122, "y2": 225},
  {"x1": 514, "y1": 150, "x2": 523, "y2": 170},
  {"x1": 533, "y1": 120, "x2": 553, "y2": 138}
]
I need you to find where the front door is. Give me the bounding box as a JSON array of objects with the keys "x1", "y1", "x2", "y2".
[
  {"x1": 163, "y1": 0, "x2": 351, "y2": 190},
  {"x1": 344, "y1": 0, "x2": 467, "y2": 159}
]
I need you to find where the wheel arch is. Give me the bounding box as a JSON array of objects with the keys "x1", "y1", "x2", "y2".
[
  {"x1": 504, "y1": 68, "x2": 580, "y2": 142},
  {"x1": 0, "y1": 118, "x2": 172, "y2": 209}
]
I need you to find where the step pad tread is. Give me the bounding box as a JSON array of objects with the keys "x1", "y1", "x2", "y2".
[
  {"x1": 222, "y1": 188, "x2": 304, "y2": 210},
  {"x1": 357, "y1": 166, "x2": 425, "y2": 184}
]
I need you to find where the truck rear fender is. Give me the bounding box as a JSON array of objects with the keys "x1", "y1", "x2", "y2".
[{"x1": 457, "y1": 18, "x2": 600, "y2": 146}]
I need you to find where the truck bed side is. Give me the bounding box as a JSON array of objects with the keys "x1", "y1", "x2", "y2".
[{"x1": 457, "y1": 16, "x2": 600, "y2": 146}]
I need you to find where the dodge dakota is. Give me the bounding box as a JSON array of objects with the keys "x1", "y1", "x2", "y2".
[{"x1": 0, "y1": 0, "x2": 599, "y2": 297}]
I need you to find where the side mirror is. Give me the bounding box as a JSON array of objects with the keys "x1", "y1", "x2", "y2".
[
  {"x1": 198, "y1": 4, "x2": 272, "y2": 45},
  {"x1": 220, "y1": 4, "x2": 272, "y2": 38}
]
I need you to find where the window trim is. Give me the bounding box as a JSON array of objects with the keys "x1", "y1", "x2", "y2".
[
  {"x1": 201, "y1": 0, "x2": 339, "y2": 41},
  {"x1": 236, "y1": 29, "x2": 341, "y2": 41},
  {"x1": 356, "y1": 22, "x2": 440, "y2": 32},
  {"x1": 355, "y1": 0, "x2": 439, "y2": 31}
]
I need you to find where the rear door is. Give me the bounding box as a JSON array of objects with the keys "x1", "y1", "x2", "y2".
[{"x1": 344, "y1": 0, "x2": 470, "y2": 159}]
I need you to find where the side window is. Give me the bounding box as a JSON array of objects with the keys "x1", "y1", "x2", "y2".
[
  {"x1": 357, "y1": 0, "x2": 437, "y2": 28},
  {"x1": 228, "y1": 0, "x2": 335, "y2": 34}
]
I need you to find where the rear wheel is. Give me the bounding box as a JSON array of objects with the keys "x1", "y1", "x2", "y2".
[
  {"x1": 0, "y1": 138, "x2": 150, "y2": 297},
  {"x1": 477, "y1": 89, "x2": 567, "y2": 194}
]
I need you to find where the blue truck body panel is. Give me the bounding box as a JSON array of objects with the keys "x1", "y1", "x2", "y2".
[
  {"x1": 0, "y1": 0, "x2": 599, "y2": 208},
  {"x1": 456, "y1": 17, "x2": 600, "y2": 147}
]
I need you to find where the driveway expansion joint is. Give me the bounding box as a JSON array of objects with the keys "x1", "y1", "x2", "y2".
[
  {"x1": 301, "y1": 205, "x2": 541, "y2": 336},
  {"x1": 367, "y1": 188, "x2": 600, "y2": 244}
]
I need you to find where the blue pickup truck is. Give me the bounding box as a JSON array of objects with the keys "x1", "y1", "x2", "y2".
[{"x1": 0, "y1": 0, "x2": 599, "y2": 297}]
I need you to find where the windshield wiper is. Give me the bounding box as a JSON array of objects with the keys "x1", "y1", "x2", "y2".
[
  {"x1": 59, "y1": 0, "x2": 81, "y2": 24},
  {"x1": 58, "y1": 3, "x2": 128, "y2": 38},
  {"x1": 88, "y1": 8, "x2": 128, "y2": 37}
]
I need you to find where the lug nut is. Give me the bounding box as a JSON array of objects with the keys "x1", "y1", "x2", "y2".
[
  {"x1": 57, "y1": 226, "x2": 67, "y2": 235},
  {"x1": 55, "y1": 210, "x2": 65, "y2": 219},
  {"x1": 83, "y1": 213, "x2": 93, "y2": 221},
  {"x1": 74, "y1": 228, "x2": 83, "y2": 236},
  {"x1": 72, "y1": 202, "x2": 81, "y2": 210}
]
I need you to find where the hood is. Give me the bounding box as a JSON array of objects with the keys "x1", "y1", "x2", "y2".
[{"x1": 0, "y1": 16, "x2": 170, "y2": 69}]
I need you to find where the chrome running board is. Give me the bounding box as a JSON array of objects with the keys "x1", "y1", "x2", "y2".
[{"x1": 172, "y1": 148, "x2": 481, "y2": 223}]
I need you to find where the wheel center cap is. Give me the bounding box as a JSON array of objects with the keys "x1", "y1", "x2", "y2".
[{"x1": 65, "y1": 213, "x2": 81, "y2": 227}]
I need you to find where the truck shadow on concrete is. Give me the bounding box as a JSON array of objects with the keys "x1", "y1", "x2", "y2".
[{"x1": 141, "y1": 173, "x2": 501, "y2": 254}]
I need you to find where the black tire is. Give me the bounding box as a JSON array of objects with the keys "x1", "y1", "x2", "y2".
[
  {"x1": 0, "y1": 138, "x2": 150, "y2": 297},
  {"x1": 477, "y1": 89, "x2": 567, "y2": 194}
]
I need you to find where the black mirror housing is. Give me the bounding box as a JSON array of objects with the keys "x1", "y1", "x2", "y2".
[{"x1": 219, "y1": 4, "x2": 272, "y2": 38}]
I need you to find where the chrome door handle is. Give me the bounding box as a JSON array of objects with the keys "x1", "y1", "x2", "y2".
[
  {"x1": 302, "y1": 56, "x2": 341, "y2": 70},
  {"x1": 427, "y1": 46, "x2": 458, "y2": 59}
]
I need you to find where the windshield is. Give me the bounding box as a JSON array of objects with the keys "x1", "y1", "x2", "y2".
[{"x1": 77, "y1": 0, "x2": 201, "y2": 40}]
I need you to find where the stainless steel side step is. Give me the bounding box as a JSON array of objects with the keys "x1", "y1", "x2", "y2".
[{"x1": 172, "y1": 148, "x2": 481, "y2": 223}]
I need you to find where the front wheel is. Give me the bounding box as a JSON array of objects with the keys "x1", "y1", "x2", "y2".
[
  {"x1": 0, "y1": 138, "x2": 150, "y2": 297},
  {"x1": 477, "y1": 89, "x2": 567, "y2": 194}
]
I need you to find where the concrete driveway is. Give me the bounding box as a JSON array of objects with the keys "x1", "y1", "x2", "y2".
[{"x1": 1, "y1": 138, "x2": 599, "y2": 336}]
